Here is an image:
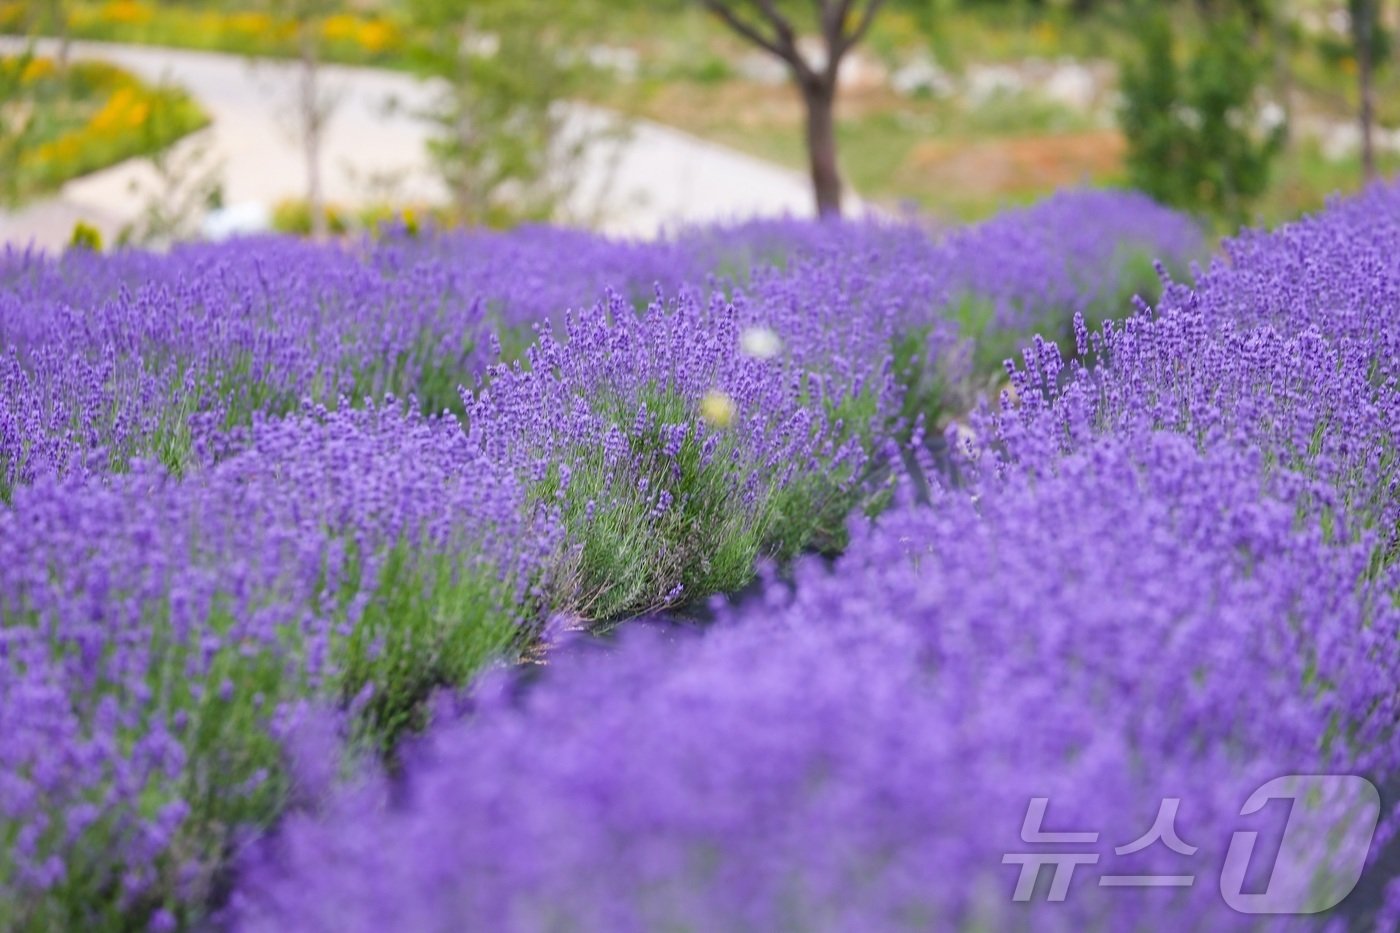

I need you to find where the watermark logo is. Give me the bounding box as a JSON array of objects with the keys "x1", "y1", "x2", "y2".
[
  {"x1": 1003, "y1": 774, "x2": 1380, "y2": 914},
  {"x1": 1220, "y1": 775, "x2": 1380, "y2": 914}
]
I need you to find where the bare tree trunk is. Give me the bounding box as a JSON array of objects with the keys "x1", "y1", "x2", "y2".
[
  {"x1": 802, "y1": 79, "x2": 842, "y2": 217},
  {"x1": 1273, "y1": 0, "x2": 1293, "y2": 148},
  {"x1": 56, "y1": 6, "x2": 70, "y2": 71},
  {"x1": 450, "y1": 19, "x2": 479, "y2": 224},
  {"x1": 451, "y1": 73, "x2": 478, "y2": 223},
  {"x1": 41, "y1": 0, "x2": 71, "y2": 70},
  {"x1": 298, "y1": 19, "x2": 328, "y2": 238},
  {"x1": 699, "y1": 0, "x2": 884, "y2": 219},
  {"x1": 1356, "y1": 0, "x2": 1378, "y2": 180}
]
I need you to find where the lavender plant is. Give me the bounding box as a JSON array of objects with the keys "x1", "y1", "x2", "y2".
[
  {"x1": 938, "y1": 189, "x2": 1205, "y2": 381},
  {"x1": 0, "y1": 229, "x2": 696, "y2": 495},
  {"x1": 229, "y1": 185, "x2": 1400, "y2": 932},
  {"x1": 0, "y1": 405, "x2": 557, "y2": 929},
  {"x1": 978, "y1": 193, "x2": 1400, "y2": 570},
  {"x1": 229, "y1": 434, "x2": 1400, "y2": 931},
  {"x1": 464, "y1": 283, "x2": 908, "y2": 620},
  {"x1": 0, "y1": 188, "x2": 1217, "y2": 928}
]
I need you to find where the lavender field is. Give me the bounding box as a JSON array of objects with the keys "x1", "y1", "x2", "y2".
[{"x1": 4, "y1": 185, "x2": 1400, "y2": 931}]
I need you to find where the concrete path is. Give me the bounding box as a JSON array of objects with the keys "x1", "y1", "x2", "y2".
[{"x1": 0, "y1": 38, "x2": 830, "y2": 249}]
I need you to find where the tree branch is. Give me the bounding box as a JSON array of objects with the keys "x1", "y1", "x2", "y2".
[
  {"x1": 752, "y1": 0, "x2": 800, "y2": 54},
  {"x1": 822, "y1": 0, "x2": 852, "y2": 44},
  {"x1": 834, "y1": 0, "x2": 883, "y2": 63},
  {"x1": 700, "y1": 0, "x2": 791, "y2": 63},
  {"x1": 701, "y1": 0, "x2": 818, "y2": 83}
]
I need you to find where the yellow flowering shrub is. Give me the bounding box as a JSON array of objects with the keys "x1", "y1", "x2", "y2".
[
  {"x1": 321, "y1": 13, "x2": 358, "y2": 43},
  {"x1": 98, "y1": 0, "x2": 153, "y2": 26},
  {"x1": 271, "y1": 198, "x2": 350, "y2": 237},
  {"x1": 20, "y1": 57, "x2": 56, "y2": 84},
  {"x1": 319, "y1": 13, "x2": 401, "y2": 54},
  {"x1": 354, "y1": 20, "x2": 398, "y2": 54},
  {"x1": 57, "y1": 2, "x2": 407, "y2": 65},
  {"x1": 30, "y1": 134, "x2": 83, "y2": 168},
  {"x1": 89, "y1": 86, "x2": 150, "y2": 132},
  {"x1": 270, "y1": 200, "x2": 446, "y2": 239},
  {"x1": 228, "y1": 11, "x2": 285, "y2": 41},
  {"x1": 5, "y1": 57, "x2": 207, "y2": 203}
]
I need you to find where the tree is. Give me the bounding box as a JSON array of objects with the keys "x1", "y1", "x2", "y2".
[
  {"x1": 118, "y1": 97, "x2": 225, "y2": 247},
  {"x1": 406, "y1": 0, "x2": 602, "y2": 227},
  {"x1": 36, "y1": 0, "x2": 71, "y2": 69},
  {"x1": 1349, "y1": 0, "x2": 1387, "y2": 181},
  {"x1": 1118, "y1": 5, "x2": 1283, "y2": 224},
  {"x1": 261, "y1": 0, "x2": 339, "y2": 238},
  {"x1": 699, "y1": 0, "x2": 885, "y2": 217}
]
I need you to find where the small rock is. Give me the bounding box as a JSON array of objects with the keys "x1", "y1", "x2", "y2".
[
  {"x1": 735, "y1": 51, "x2": 788, "y2": 86},
  {"x1": 583, "y1": 45, "x2": 640, "y2": 80},
  {"x1": 965, "y1": 65, "x2": 1027, "y2": 106},
  {"x1": 201, "y1": 202, "x2": 271, "y2": 241},
  {"x1": 1042, "y1": 62, "x2": 1097, "y2": 111},
  {"x1": 891, "y1": 54, "x2": 955, "y2": 98}
]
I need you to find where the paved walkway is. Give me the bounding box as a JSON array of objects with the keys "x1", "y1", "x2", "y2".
[{"x1": 0, "y1": 38, "x2": 828, "y2": 249}]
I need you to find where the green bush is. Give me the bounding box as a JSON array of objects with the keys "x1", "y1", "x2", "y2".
[
  {"x1": 0, "y1": 56, "x2": 207, "y2": 205},
  {"x1": 1118, "y1": 7, "x2": 1283, "y2": 224}
]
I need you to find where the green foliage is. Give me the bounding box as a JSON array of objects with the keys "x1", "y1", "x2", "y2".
[
  {"x1": 43, "y1": 1, "x2": 406, "y2": 66},
  {"x1": 907, "y1": 246, "x2": 1173, "y2": 426},
  {"x1": 1089, "y1": 247, "x2": 1162, "y2": 325},
  {"x1": 949, "y1": 294, "x2": 1022, "y2": 375},
  {"x1": 332, "y1": 540, "x2": 526, "y2": 751},
  {"x1": 270, "y1": 199, "x2": 450, "y2": 241},
  {"x1": 67, "y1": 219, "x2": 103, "y2": 251},
  {"x1": 115, "y1": 106, "x2": 223, "y2": 247},
  {"x1": 0, "y1": 56, "x2": 207, "y2": 208},
  {"x1": 7, "y1": 531, "x2": 523, "y2": 929},
  {"x1": 1118, "y1": 6, "x2": 1284, "y2": 224},
  {"x1": 893, "y1": 321, "x2": 963, "y2": 431},
  {"x1": 1311, "y1": 14, "x2": 1389, "y2": 72},
  {"x1": 1347, "y1": 0, "x2": 1391, "y2": 65},
  {"x1": 534, "y1": 384, "x2": 886, "y2": 623},
  {"x1": 0, "y1": 46, "x2": 37, "y2": 207},
  {"x1": 404, "y1": 0, "x2": 611, "y2": 226},
  {"x1": 271, "y1": 197, "x2": 350, "y2": 236},
  {"x1": 687, "y1": 54, "x2": 735, "y2": 84}
]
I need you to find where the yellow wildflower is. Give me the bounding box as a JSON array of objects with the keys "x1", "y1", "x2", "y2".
[
  {"x1": 20, "y1": 57, "x2": 55, "y2": 85},
  {"x1": 700, "y1": 390, "x2": 736, "y2": 429},
  {"x1": 100, "y1": 0, "x2": 153, "y2": 26},
  {"x1": 321, "y1": 14, "x2": 357, "y2": 42},
  {"x1": 356, "y1": 20, "x2": 397, "y2": 53}
]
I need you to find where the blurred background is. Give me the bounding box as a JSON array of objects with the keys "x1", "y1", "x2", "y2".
[{"x1": 0, "y1": 0, "x2": 1393, "y2": 249}]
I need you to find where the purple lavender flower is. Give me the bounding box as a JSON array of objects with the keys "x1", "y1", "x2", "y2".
[
  {"x1": 227, "y1": 186, "x2": 1400, "y2": 932},
  {"x1": 0, "y1": 189, "x2": 1218, "y2": 927}
]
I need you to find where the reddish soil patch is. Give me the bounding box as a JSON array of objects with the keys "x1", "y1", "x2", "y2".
[{"x1": 901, "y1": 130, "x2": 1126, "y2": 195}]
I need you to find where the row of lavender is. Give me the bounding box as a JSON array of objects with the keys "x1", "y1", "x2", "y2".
[
  {"x1": 0, "y1": 192, "x2": 1204, "y2": 929},
  {"x1": 230, "y1": 185, "x2": 1400, "y2": 932}
]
